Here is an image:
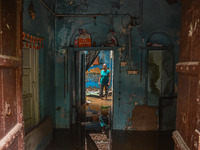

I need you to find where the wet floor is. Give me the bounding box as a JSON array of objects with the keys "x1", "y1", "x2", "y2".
[{"x1": 46, "y1": 128, "x2": 174, "y2": 150}]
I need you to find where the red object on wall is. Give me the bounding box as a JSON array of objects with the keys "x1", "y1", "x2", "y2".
[{"x1": 78, "y1": 38, "x2": 91, "y2": 47}]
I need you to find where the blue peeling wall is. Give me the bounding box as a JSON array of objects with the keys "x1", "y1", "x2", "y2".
[
  {"x1": 23, "y1": 0, "x2": 56, "y2": 125},
  {"x1": 86, "y1": 51, "x2": 112, "y2": 89},
  {"x1": 55, "y1": 0, "x2": 181, "y2": 130}
]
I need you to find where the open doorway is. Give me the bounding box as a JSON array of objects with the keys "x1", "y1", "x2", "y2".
[{"x1": 83, "y1": 50, "x2": 114, "y2": 149}]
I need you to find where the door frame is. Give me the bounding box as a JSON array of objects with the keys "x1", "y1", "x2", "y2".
[
  {"x1": 67, "y1": 47, "x2": 117, "y2": 129},
  {"x1": 34, "y1": 49, "x2": 40, "y2": 125}
]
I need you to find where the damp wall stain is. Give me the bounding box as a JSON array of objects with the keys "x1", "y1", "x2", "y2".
[
  {"x1": 148, "y1": 53, "x2": 160, "y2": 95},
  {"x1": 23, "y1": 0, "x2": 181, "y2": 130},
  {"x1": 23, "y1": 0, "x2": 56, "y2": 125},
  {"x1": 55, "y1": 0, "x2": 181, "y2": 130}
]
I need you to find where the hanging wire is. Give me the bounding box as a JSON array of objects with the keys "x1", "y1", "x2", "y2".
[{"x1": 93, "y1": 16, "x2": 97, "y2": 26}]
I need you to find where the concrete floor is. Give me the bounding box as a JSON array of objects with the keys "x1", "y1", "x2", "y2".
[{"x1": 46, "y1": 128, "x2": 174, "y2": 150}]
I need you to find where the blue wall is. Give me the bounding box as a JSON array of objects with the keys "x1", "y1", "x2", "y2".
[
  {"x1": 55, "y1": 0, "x2": 181, "y2": 130},
  {"x1": 23, "y1": 0, "x2": 56, "y2": 125},
  {"x1": 86, "y1": 51, "x2": 112, "y2": 89}
]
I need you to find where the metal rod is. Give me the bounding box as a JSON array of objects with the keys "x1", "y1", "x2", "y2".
[
  {"x1": 40, "y1": 0, "x2": 56, "y2": 16},
  {"x1": 67, "y1": 51, "x2": 69, "y2": 92},
  {"x1": 140, "y1": 52, "x2": 142, "y2": 82},
  {"x1": 40, "y1": 0, "x2": 133, "y2": 18},
  {"x1": 128, "y1": 30, "x2": 132, "y2": 70},
  {"x1": 64, "y1": 56, "x2": 66, "y2": 98},
  {"x1": 56, "y1": 13, "x2": 131, "y2": 18},
  {"x1": 138, "y1": 0, "x2": 143, "y2": 24}
]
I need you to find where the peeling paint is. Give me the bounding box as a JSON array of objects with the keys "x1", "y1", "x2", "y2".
[
  {"x1": 53, "y1": 0, "x2": 180, "y2": 130},
  {"x1": 6, "y1": 24, "x2": 11, "y2": 30},
  {"x1": 188, "y1": 19, "x2": 199, "y2": 37},
  {"x1": 23, "y1": 0, "x2": 56, "y2": 126}
]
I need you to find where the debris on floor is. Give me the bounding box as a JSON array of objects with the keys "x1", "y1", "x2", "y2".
[
  {"x1": 86, "y1": 100, "x2": 91, "y2": 104},
  {"x1": 86, "y1": 88, "x2": 112, "y2": 97},
  {"x1": 86, "y1": 133, "x2": 110, "y2": 150}
]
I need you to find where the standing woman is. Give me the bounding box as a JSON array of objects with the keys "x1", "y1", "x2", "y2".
[{"x1": 99, "y1": 64, "x2": 111, "y2": 100}]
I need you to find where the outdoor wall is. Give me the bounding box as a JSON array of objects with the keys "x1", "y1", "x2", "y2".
[
  {"x1": 86, "y1": 51, "x2": 112, "y2": 89},
  {"x1": 23, "y1": 0, "x2": 56, "y2": 126},
  {"x1": 55, "y1": 0, "x2": 181, "y2": 130}
]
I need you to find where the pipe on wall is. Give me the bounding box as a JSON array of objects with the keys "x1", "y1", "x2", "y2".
[
  {"x1": 40, "y1": 0, "x2": 56, "y2": 16},
  {"x1": 40, "y1": 0, "x2": 141, "y2": 19}
]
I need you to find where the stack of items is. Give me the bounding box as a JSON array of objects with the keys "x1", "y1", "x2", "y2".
[{"x1": 74, "y1": 29, "x2": 92, "y2": 47}]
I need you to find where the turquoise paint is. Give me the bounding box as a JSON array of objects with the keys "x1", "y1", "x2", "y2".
[
  {"x1": 86, "y1": 51, "x2": 112, "y2": 89},
  {"x1": 21, "y1": 0, "x2": 181, "y2": 130},
  {"x1": 55, "y1": 0, "x2": 181, "y2": 130},
  {"x1": 23, "y1": 0, "x2": 56, "y2": 126},
  {"x1": 20, "y1": 0, "x2": 181, "y2": 130}
]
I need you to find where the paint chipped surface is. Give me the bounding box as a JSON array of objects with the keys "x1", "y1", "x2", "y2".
[
  {"x1": 54, "y1": 0, "x2": 181, "y2": 130},
  {"x1": 188, "y1": 19, "x2": 199, "y2": 37}
]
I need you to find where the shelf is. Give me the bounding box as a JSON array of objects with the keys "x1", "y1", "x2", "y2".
[{"x1": 61, "y1": 46, "x2": 121, "y2": 51}]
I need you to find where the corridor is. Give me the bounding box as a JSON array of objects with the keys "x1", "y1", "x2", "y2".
[{"x1": 0, "y1": 0, "x2": 199, "y2": 150}]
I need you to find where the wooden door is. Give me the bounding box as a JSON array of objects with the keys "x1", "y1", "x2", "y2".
[
  {"x1": 173, "y1": 0, "x2": 200, "y2": 149},
  {"x1": 22, "y1": 48, "x2": 39, "y2": 133},
  {"x1": 0, "y1": 0, "x2": 24, "y2": 150}
]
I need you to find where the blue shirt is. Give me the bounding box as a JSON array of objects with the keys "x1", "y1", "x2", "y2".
[{"x1": 100, "y1": 69, "x2": 110, "y2": 85}]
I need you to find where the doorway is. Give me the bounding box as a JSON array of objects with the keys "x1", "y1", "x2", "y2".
[
  {"x1": 82, "y1": 50, "x2": 114, "y2": 149},
  {"x1": 147, "y1": 49, "x2": 176, "y2": 131}
]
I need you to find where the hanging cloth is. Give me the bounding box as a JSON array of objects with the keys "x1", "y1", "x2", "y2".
[{"x1": 85, "y1": 50, "x2": 100, "y2": 71}]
